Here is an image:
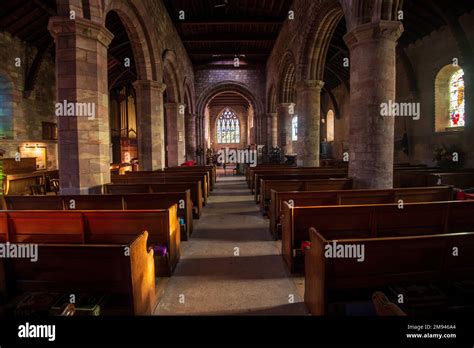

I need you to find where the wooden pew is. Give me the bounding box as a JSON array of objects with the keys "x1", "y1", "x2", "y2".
[
  {"x1": 105, "y1": 182, "x2": 203, "y2": 219},
  {"x1": 270, "y1": 186, "x2": 454, "y2": 237},
  {"x1": 250, "y1": 167, "x2": 347, "y2": 194},
  {"x1": 2, "y1": 231, "x2": 155, "y2": 315},
  {"x1": 112, "y1": 174, "x2": 207, "y2": 205},
  {"x1": 396, "y1": 169, "x2": 474, "y2": 188},
  {"x1": 2, "y1": 191, "x2": 194, "y2": 241},
  {"x1": 254, "y1": 172, "x2": 347, "y2": 202},
  {"x1": 305, "y1": 228, "x2": 474, "y2": 315},
  {"x1": 261, "y1": 178, "x2": 353, "y2": 213},
  {"x1": 245, "y1": 164, "x2": 295, "y2": 187},
  {"x1": 281, "y1": 200, "x2": 474, "y2": 273},
  {"x1": 1, "y1": 209, "x2": 180, "y2": 277},
  {"x1": 120, "y1": 171, "x2": 209, "y2": 200},
  {"x1": 164, "y1": 166, "x2": 216, "y2": 190},
  {"x1": 126, "y1": 171, "x2": 210, "y2": 195}
]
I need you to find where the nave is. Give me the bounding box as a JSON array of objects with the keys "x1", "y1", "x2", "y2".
[{"x1": 155, "y1": 175, "x2": 307, "y2": 315}]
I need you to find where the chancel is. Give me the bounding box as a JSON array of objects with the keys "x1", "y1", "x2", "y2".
[{"x1": 0, "y1": 0, "x2": 473, "y2": 323}]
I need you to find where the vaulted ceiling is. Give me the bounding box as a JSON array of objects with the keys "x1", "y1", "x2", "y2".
[{"x1": 163, "y1": 0, "x2": 293, "y2": 66}]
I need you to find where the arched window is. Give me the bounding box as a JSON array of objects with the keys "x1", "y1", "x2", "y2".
[
  {"x1": 0, "y1": 74, "x2": 13, "y2": 140},
  {"x1": 291, "y1": 115, "x2": 298, "y2": 141},
  {"x1": 217, "y1": 108, "x2": 240, "y2": 144},
  {"x1": 435, "y1": 65, "x2": 465, "y2": 132},
  {"x1": 449, "y1": 69, "x2": 465, "y2": 127},
  {"x1": 326, "y1": 110, "x2": 335, "y2": 142}
]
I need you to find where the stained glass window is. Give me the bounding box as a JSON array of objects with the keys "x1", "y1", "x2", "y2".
[
  {"x1": 449, "y1": 69, "x2": 465, "y2": 127},
  {"x1": 217, "y1": 108, "x2": 240, "y2": 144},
  {"x1": 292, "y1": 115, "x2": 298, "y2": 141}
]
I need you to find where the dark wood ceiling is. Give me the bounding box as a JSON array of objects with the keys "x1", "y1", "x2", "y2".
[
  {"x1": 163, "y1": 0, "x2": 293, "y2": 66},
  {"x1": 0, "y1": 0, "x2": 57, "y2": 49}
]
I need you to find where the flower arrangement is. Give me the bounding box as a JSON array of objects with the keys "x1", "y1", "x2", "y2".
[{"x1": 433, "y1": 144, "x2": 464, "y2": 169}]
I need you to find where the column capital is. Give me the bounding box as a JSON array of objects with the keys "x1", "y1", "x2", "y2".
[
  {"x1": 267, "y1": 112, "x2": 277, "y2": 119},
  {"x1": 296, "y1": 80, "x2": 324, "y2": 92},
  {"x1": 343, "y1": 20, "x2": 404, "y2": 50},
  {"x1": 133, "y1": 80, "x2": 166, "y2": 93},
  {"x1": 48, "y1": 16, "x2": 114, "y2": 47}
]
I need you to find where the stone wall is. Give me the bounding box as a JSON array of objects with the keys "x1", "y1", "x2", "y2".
[
  {"x1": 0, "y1": 31, "x2": 57, "y2": 170},
  {"x1": 395, "y1": 11, "x2": 474, "y2": 167}
]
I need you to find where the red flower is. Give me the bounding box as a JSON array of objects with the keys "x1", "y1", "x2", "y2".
[{"x1": 301, "y1": 241, "x2": 312, "y2": 253}]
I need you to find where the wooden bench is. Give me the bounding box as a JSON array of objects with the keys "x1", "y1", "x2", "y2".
[
  {"x1": 125, "y1": 171, "x2": 210, "y2": 196},
  {"x1": 271, "y1": 186, "x2": 454, "y2": 237},
  {"x1": 105, "y1": 182, "x2": 203, "y2": 219},
  {"x1": 305, "y1": 228, "x2": 474, "y2": 315},
  {"x1": 261, "y1": 178, "x2": 353, "y2": 213},
  {"x1": 119, "y1": 171, "x2": 209, "y2": 200},
  {"x1": 250, "y1": 167, "x2": 347, "y2": 194},
  {"x1": 112, "y1": 174, "x2": 207, "y2": 205},
  {"x1": 164, "y1": 166, "x2": 216, "y2": 190},
  {"x1": 2, "y1": 231, "x2": 155, "y2": 315},
  {"x1": 396, "y1": 169, "x2": 474, "y2": 188},
  {"x1": 245, "y1": 164, "x2": 295, "y2": 187},
  {"x1": 254, "y1": 172, "x2": 347, "y2": 202},
  {"x1": 0, "y1": 208, "x2": 180, "y2": 277},
  {"x1": 281, "y1": 200, "x2": 474, "y2": 273},
  {"x1": 2, "y1": 191, "x2": 194, "y2": 241}
]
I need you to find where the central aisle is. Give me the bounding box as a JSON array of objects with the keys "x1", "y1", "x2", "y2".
[{"x1": 154, "y1": 175, "x2": 308, "y2": 315}]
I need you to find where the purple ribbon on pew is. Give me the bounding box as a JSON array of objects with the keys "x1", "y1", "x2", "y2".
[{"x1": 153, "y1": 245, "x2": 168, "y2": 257}]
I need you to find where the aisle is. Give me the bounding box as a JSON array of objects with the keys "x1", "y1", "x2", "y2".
[{"x1": 154, "y1": 175, "x2": 308, "y2": 315}]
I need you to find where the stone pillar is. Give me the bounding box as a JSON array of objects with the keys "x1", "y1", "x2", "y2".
[
  {"x1": 268, "y1": 113, "x2": 278, "y2": 148},
  {"x1": 48, "y1": 17, "x2": 113, "y2": 194},
  {"x1": 165, "y1": 102, "x2": 187, "y2": 167},
  {"x1": 133, "y1": 80, "x2": 166, "y2": 170},
  {"x1": 258, "y1": 115, "x2": 267, "y2": 146},
  {"x1": 296, "y1": 80, "x2": 324, "y2": 167},
  {"x1": 276, "y1": 103, "x2": 295, "y2": 155},
  {"x1": 196, "y1": 114, "x2": 204, "y2": 164},
  {"x1": 344, "y1": 21, "x2": 403, "y2": 188},
  {"x1": 185, "y1": 113, "x2": 197, "y2": 161}
]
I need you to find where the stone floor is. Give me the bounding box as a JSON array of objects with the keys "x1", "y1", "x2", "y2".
[{"x1": 154, "y1": 175, "x2": 308, "y2": 315}]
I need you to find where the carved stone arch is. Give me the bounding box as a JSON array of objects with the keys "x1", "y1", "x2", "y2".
[
  {"x1": 267, "y1": 83, "x2": 277, "y2": 113},
  {"x1": 183, "y1": 77, "x2": 196, "y2": 115},
  {"x1": 163, "y1": 50, "x2": 182, "y2": 103},
  {"x1": 298, "y1": 2, "x2": 344, "y2": 81},
  {"x1": 197, "y1": 81, "x2": 263, "y2": 117},
  {"x1": 277, "y1": 50, "x2": 297, "y2": 103},
  {"x1": 104, "y1": 0, "x2": 163, "y2": 82}
]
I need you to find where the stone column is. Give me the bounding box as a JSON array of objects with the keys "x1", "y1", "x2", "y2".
[
  {"x1": 185, "y1": 113, "x2": 197, "y2": 161},
  {"x1": 133, "y1": 80, "x2": 166, "y2": 170},
  {"x1": 296, "y1": 80, "x2": 324, "y2": 167},
  {"x1": 268, "y1": 113, "x2": 278, "y2": 148},
  {"x1": 276, "y1": 103, "x2": 295, "y2": 155},
  {"x1": 258, "y1": 114, "x2": 267, "y2": 146},
  {"x1": 196, "y1": 114, "x2": 204, "y2": 164},
  {"x1": 344, "y1": 21, "x2": 403, "y2": 188},
  {"x1": 165, "y1": 103, "x2": 179, "y2": 167},
  {"x1": 48, "y1": 17, "x2": 113, "y2": 194}
]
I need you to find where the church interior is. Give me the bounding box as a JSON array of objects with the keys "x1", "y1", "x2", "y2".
[{"x1": 0, "y1": 0, "x2": 474, "y2": 321}]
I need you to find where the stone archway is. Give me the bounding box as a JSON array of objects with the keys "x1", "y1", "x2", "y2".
[{"x1": 163, "y1": 50, "x2": 185, "y2": 166}]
